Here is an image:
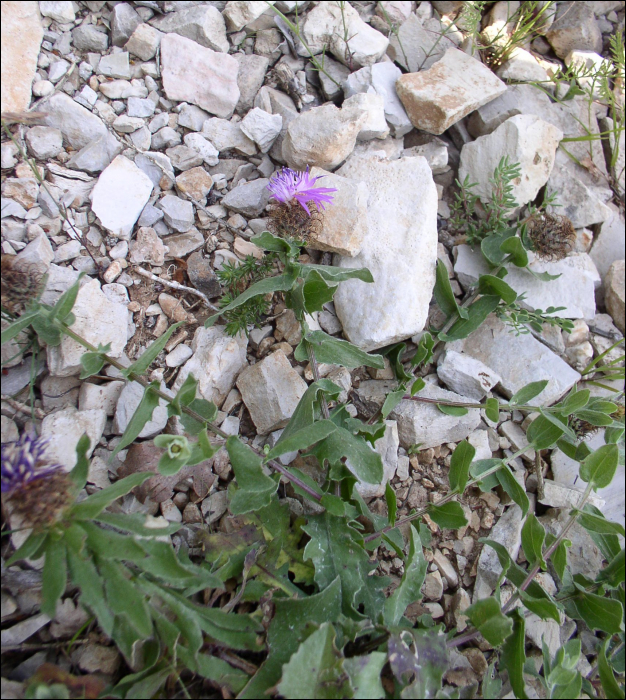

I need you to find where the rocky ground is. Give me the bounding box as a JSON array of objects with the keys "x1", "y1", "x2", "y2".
[{"x1": 1, "y1": 0, "x2": 625, "y2": 694}]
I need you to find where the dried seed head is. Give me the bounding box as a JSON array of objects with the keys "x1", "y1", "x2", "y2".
[
  {"x1": 526, "y1": 212, "x2": 576, "y2": 262},
  {"x1": 1, "y1": 254, "x2": 44, "y2": 313},
  {"x1": 266, "y1": 201, "x2": 324, "y2": 242},
  {"x1": 568, "y1": 416, "x2": 599, "y2": 439}
]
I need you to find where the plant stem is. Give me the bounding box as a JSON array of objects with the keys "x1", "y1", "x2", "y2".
[{"x1": 56, "y1": 320, "x2": 324, "y2": 504}]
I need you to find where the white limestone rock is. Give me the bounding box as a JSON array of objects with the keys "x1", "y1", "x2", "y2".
[
  {"x1": 125, "y1": 23, "x2": 162, "y2": 61},
  {"x1": 388, "y1": 13, "x2": 458, "y2": 72},
  {"x1": 173, "y1": 326, "x2": 248, "y2": 408},
  {"x1": 459, "y1": 115, "x2": 562, "y2": 212},
  {"x1": 236, "y1": 350, "x2": 308, "y2": 435},
  {"x1": 184, "y1": 133, "x2": 220, "y2": 166},
  {"x1": 396, "y1": 48, "x2": 507, "y2": 135},
  {"x1": 545, "y1": 2, "x2": 602, "y2": 59},
  {"x1": 437, "y1": 350, "x2": 501, "y2": 401},
  {"x1": 90, "y1": 156, "x2": 154, "y2": 239},
  {"x1": 79, "y1": 380, "x2": 125, "y2": 416},
  {"x1": 496, "y1": 47, "x2": 549, "y2": 81},
  {"x1": 355, "y1": 420, "x2": 400, "y2": 498},
  {"x1": 282, "y1": 103, "x2": 367, "y2": 171},
  {"x1": 220, "y1": 178, "x2": 271, "y2": 217},
  {"x1": 240, "y1": 108, "x2": 282, "y2": 153},
  {"x1": 113, "y1": 381, "x2": 170, "y2": 439},
  {"x1": 223, "y1": 1, "x2": 276, "y2": 31},
  {"x1": 390, "y1": 383, "x2": 482, "y2": 450},
  {"x1": 39, "y1": 93, "x2": 109, "y2": 151},
  {"x1": 307, "y1": 167, "x2": 368, "y2": 257},
  {"x1": 150, "y1": 4, "x2": 228, "y2": 52},
  {"x1": 202, "y1": 118, "x2": 257, "y2": 156},
  {"x1": 447, "y1": 315, "x2": 580, "y2": 405},
  {"x1": 39, "y1": 1, "x2": 74, "y2": 23},
  {"x1": 41, "y1": 408, "x2": 107, "y2": 471},
  {"x1": 343, "y1": 93, "x2": 389, "y2": 141},
  {"x1": 160, "y1": 34, "x2": 240, "y2": 118},
  {"x1": 334, "y1": 154, "x2": 438, "y2": 351},
  {"x1": 605, "y1": 260, "x2": 625, "y2": 334},
  {"x1": 590, "y1": 208, "x2": 626, "y2": 297}
]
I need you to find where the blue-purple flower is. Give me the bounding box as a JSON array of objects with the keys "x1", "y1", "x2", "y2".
[
  {"x1": 267, "y1": 167, "x2": 337, "y2": 215},
  {"x1": 1, "y1": 433, "x2": 63, "y2": 494}
]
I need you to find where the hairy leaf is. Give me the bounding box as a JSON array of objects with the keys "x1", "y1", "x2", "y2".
[
  {"x1": 384, "y1": 525, "x2": 427, "y2": 626},
  {"x1": 429, "y1": 501, "x2": 468, "y2": 529},
  {"x1": 110, "y1": 382, "x2": 161, "y2": 459},
  {"x1": 439, "y1": 295, "x2": 501, "y2": 342},
  {"x1": 579, "y1": 443, "x2": 619, "y2": 490},
  {"x1": 509, "y1": 380, "x2": 549, "y2": 405},
  {"x1": 449, "y1": 440, "x2": 475, "y2": 494},
  {"x1": 572, "y1": 584, "x2": 624, "y2": 634},
  {"x1": 41, "y1": 539, "x2": 67, "y2": 618},
  {"x1": 123, "y1": 322, "x2": 184, "y2": 379},
  {"x1": 227, "y1": 436, "x2": 278, "y2": 514},
  {"x1": 297, "y1": 329, "x2": 385, "y2": 369},
  {"x1": 465, "y1": 598, "x2": 514, "y2": 646},
  {"x1": 521, "y1": 513, "x2": 546, "y2": 570}
]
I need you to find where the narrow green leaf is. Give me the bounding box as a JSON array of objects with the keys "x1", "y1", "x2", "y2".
[
  {"x1": 496, "y1": 465, "x2": 530, "y2": 517},
  {"x1": 509, "y1": 380, "x2": 549, "y2": 405},
  {"x1": 482, "y1": 662, "x2": 502, "y2": 700},
  {"x1": 205, "y1": 269, "x2": 299, "y2": 327},
  {"x1": 538, "y1": 408, "x2": 576, "y2": 441},
  {"x1": 526, "y1": 414, "x2": 564, "y2": 450},
  {"x1": 550, "y1": 536, "x2": 570, "y2": 581},
  {"x1": 410, "y1": 377, "x2": 426, "y2": 395},
  {"x1": 79, "y1": 520, "x2": 146, "y2": 561},
  {"x1": 71, "y1": 473, "x2": 152, "y2": 520},
  {"x1": 478, "y1": 274, "x2": 517, "y2": 303},
  {"x1": 41, "y1": 539, "x2": 67, "y2": 618},
  {"x1": 500, "y1": 236, "x2": 529, "y2": 267},
  {"x1": 560, "y1": 389, "x2": 590, "y2": 415},
  {"x1": 251, "y1": 230, "x2": 300, "y2": 256},
  {"x1": 434, "y1": 258, "x2": 467, "y2": 320},
  {"x1": 500, "y1": 609, "x2": 527, "y2": 697},
  {"x1": 69, "y1": 433, "x2": 92, "y2": 493},
  {"x1": 449, "y1": 440, "x2": 475, "y2": 494},
  {"x1": 277, "y1": 623, "x2": 351, "y2": 699},
  {"x1": 481, "y1": 227, "x2": 517, "y2": 265},
  {"x1": 297, "y1": 329, "x2": 385, "y2": 369},
  {"x1": 581, "y1": 506, "x2": 621, "y2": 561},
  {"x1": 1, "y1": 308, "x2": 39, "y2": 344},
  {"x1": 189, "y1": 652, "x2": 248, "y2": 694},
  {"x1": 300, "y1": 262, "x2": 374, "y2": 284},
  {"x1": 381, "y1": 388, "x2": 406, "y2": 420},
  {"x1": 277, "y1": 380, "x2": 342, "y2": 443},
  {"x1": 429, "y1": 501, "x2": 467, "y2": 529},
  {"x1": 301, "y1": 269, "x2": 337, "y2": 314},
  {"x1": 599, "y1": 637, "x2": 626, "y2": 700},
  {"x1": 519, "y1": 590, "x2": 561, "y2": 623},
  {"x1": 574, "y1": 409, "x2": 614, "y2": 426},
  {"x1": 572, "y1": 584, "x2": 624, "y2": 634},
  {"x1": 266, "y1": 419, "x2": 336, "y2": 459},
  {"x1": 437, "y1": 403, "x2": 469, "y2": 416},
  {"x1": 123, "y1": 322, "x2": 184, "y2": 379},
  {"x1": 5, "y1": 531, "x2": 47, "y2": 566},
  {"x1": 100, "y1": 560, "x2": 152, "y2": 638},
  {"x1": 411, "y1": 331, "x2": 434, "y2": 368},
  {"x1": 521, "y1": 513, "x2": 546, "y2": 570},
  {"x1": 385, "y1": 342, "x2": 412, "y2": 383},
  {"x1": 94, "y1": 512, "x2": 181, "y2": 538},
  {"x1": 439, "y1": 295, "x2": 501, "y2": 342},
  {"x1": 579, "y1": 444, "x2": 619, "y2": 489},
  {"x1": 578, "y1": 511, "x2": 625, "y2": 537},
  {"x1": 311, "y1": 426, "x2": 384, "y2": 486},
  {"x1": 344, "y1": 652, "x2": 386, "y2": 700},
  {"x1": 228, "y1": 436, "x2": 278, "y2": 514},
  {"x1": 110, "y1": 382, "x2": 161, "y2": 459},
  {"x1": 384, "y1": 525, "x2": 427, "y2": 626},
  {"x1": 485, "y1": 397, "x2": 500, "y2": 423},
  {"x1": 48, "y1": 275, "x2": 82, "y2": 323},
  {"x1": 597, "y1": 550, "x2": 625, "y2": 588},
  {"x1": 465, "y1": 598, "x2": 514, "y2": 647}
]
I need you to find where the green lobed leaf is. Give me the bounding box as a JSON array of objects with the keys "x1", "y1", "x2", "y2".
[
  {"x1": 429, "y1": 501, "x2": 468, "y2": 529},
  {"x1": 301, "y1": 270, "x2": 338, "y2": 314},
  {"x1": 68, "y1": 433, "x2": 92, "y2": 493},
  {"x1": 277, "y1": 623, "x2": 351, "y2": 699},
  {"x1": 437, "y1": 403, "x2": 469, "y2": 416},
  {"x1": 478, "y1": 274, "x2": 517, "y2": 304},
  {"x1": 496, "y1": 464, "x2": 530, "y2": 517},
  {"x1": 500, "y1": 609, "x2": 527, "y2": 697},
  {"x1": 572, "y1": 584, "x2": 624, "y2": 634},
  {"x1": 598, "y1": 637, "x2": 625, "y2": 700},
  {"x1": 1, "y1": 308, "x2": 40, "y2": 344},
  {"x1": 464, "y1": 598, "x2": 514, "y2": 647},
  {"x1": 344, "y1": 652, "x2": 386, "y2": 700},
  {"x1": 434, "y1": 258, "x2": 468, "y2": 320},
  {"x1": 578, "y1": 511, "x2": 625, "y2": 537},
  {"x1": 449, "y1": 440, "x2": 475, "y2": 494},
  {"x1": 251, "y1": 230, "x2": 300, "y2": 257},
  {"x1": 508, "y1": 380, "x2": 549, "y2": 405},
  {"x1": 205, "y1": 268, "x2": 299, "y2": 327},
  {"x1": 266, "y1": 419, "x2": 337, "y2": 460},
  {"x1": 521, "y1": 513, "x2": 546, "y2": 570},
  {"x1": 99, "y1": 560, "x2": 152, "y2": 639},
  {"x1": 526, "y1": 414, "x2": 564, "y2": 450},
  {"x1": 411, "y1": 331, "x2": 435, "y2": 368},
  {"x1": 500, "y1": 235, "x2": 529, "y2": 267},
  {"x1": 485, "y1": 397, "x2": 500, "y2": 423},
  {"x1": 381, "y1": 388, "x2": 407, "y2": 420},
  {"x1": 391, "y1": 628, "x2": 448, "y2": 698},
  {"x1": 560, "y1": 389, "x2": 591, "y2": 415},
  {"x1": 597, "y1": 550, "x2": 625, "y2": 588},
  {"x1": 438, "y1": 295, "x2": 501, "y2": 342},
  {"x1": 579, "y1": 443, "x2": 619, "y2": 490},
  {"x1": 297, "y1": 329, "x2": 385, "y2": 369},
  {"x1": 110, "y1": 382, "x2": 161, "y2": 459},
  {"x1": 41, "y1": 538, "x2": 67, "y2": 618},
  {"x1": 481, "y1": 227, "x2": 517, "y2": 266},
  {"x1": 71, "y1": 473, "x2": 152, "y2": 520},
  {"x1": 300, "y1": 263, "x2": 374, "y2": 284},
  {"x1": 79, "y1": 343, "x2": 111, "y2": 379},
  {"x1": 227, "y1": 436, "x2": 278, "y2": 514},
  {"x1": 311, "y1": 425, "x2": 384, "y2": 486},
  {"x1": 384, "y1": 525, "x2": 427, "y2": 626}
]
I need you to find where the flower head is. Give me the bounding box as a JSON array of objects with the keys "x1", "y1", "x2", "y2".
[
  {"x1": 525, "y1": 212, "x2": 575, "y2": 262},
  {"x1": 267, "y1": 167, "x2": 337, "y2": 215},
  {"x1": 1, "y1": 433, "x2": 63, "y2": 494}
]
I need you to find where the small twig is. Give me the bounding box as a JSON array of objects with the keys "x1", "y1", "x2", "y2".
[
  {"x1": 215, "y1": 649, "x2": 258, "y2": 676},
  {"x1": 534, "y1": 451, "x2": 545, "y2": 501},
  {"x1": 133, "y1": 266, "x2": 219, "y2": 312},
  {"x1": 0, "y1": 395, "x2": 45, "y2": 420}
]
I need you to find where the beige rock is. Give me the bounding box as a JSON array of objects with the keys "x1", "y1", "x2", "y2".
[
  {"x1": 282, "y1": 103, "x2": 367, "y2": 171},
  {"x1": 0, "y1": 2, "x2": 42, "y2": 113},
  {"x1": 237, "y1": 350, "x2": 307, "y2": 434},
  {"x1": 223, "y1": 0, "x2": 276, "y2": 31},
  {"x1": 605, "y1": 260, "x2": 625, "y2": 334},
  {"x1": 175, "y1": 166, "x2": 213, "y2": 202},
  {"x1": 307, "y1": 167, "x2": 368, "y2": 257},
  {"x1": 158, "y1": 293, "x2": 191, "y2": 322},
  {"x1": 396, "y1": 48, "x2": 507, "y2": 135},
  {"x1": 234, "y1": 237, "x2": 264, "y2": 260},
  {"x1": 2, "y1": 178, "x2": 39, "y2": 209},
  {"x1": 129, "y1": 226, "x2": 166, "y2": 266}
]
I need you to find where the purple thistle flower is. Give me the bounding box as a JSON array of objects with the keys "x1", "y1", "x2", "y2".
[
  {"x1": 267, "y1": 166, "x2": 337, "y2": 215},
  {"x1": 1, "y1": 433, "x2": 63, "y2": 494}
]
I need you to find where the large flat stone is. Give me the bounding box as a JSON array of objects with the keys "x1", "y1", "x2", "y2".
[
  {"x1": 39, "y1": 93, "x2": 109, "y2": 151},
  {"x1": 1, "y1": 2, "x2": 42, "y2": 113},
  {"x1": 390, "y1": 383, "x2": 482, "y2": 450},
  {"x1": 396, "y1": 48, "x2": 507, "y2": 135},
  {"x1": 334, "y1": 154, "x2": 438, "y2": 351},
  {"x1": 447, "y1": 315, "x2": 580, "y2": 405},
  {"x1": 160, "y1": 33, "x2": 240, "y2": 118},
  {"x1": 41, "y1": 408, "x2": 107, "y2": 472},
  {"x1": 150, "y1": 4, "x2": 229, "y2": 52}
]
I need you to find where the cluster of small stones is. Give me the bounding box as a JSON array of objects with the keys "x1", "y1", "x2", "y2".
[{"x1": 1, "y1": 0, "x2": 624, "y2": 689}]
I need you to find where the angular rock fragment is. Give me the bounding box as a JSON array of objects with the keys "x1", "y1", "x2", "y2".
[
  {"x1": 150, "y1": 4, "x2": 228, "y2": 52},
  {"x1": 437, "y1": 350, "x2": 501, "y2": 401}
]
